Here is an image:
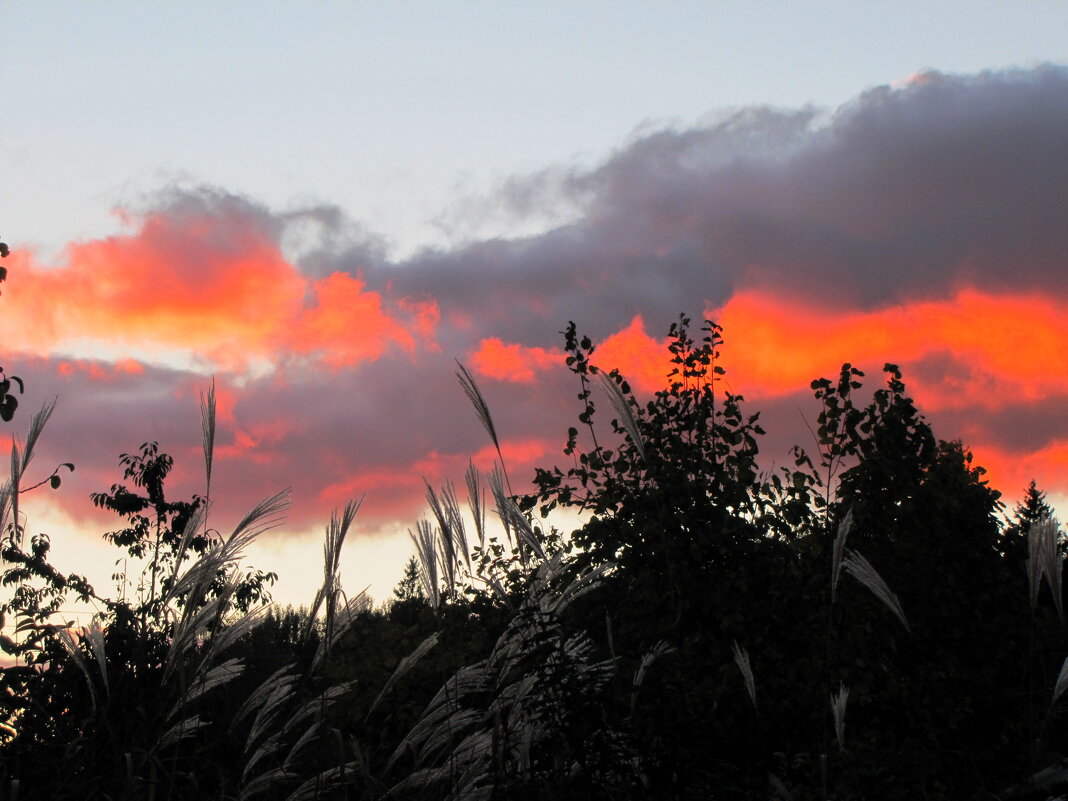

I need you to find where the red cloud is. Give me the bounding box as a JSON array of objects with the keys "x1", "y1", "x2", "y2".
[
  {"x1": 595, "y1": 316, "x2": 670, "y2": 393},
  {"x1": 55, "y1": 358, "x2": 145, "y2": 381},
  {"x1": 289, "y1": 272, "x2": 438, "y2": 367},
  {"x1": 3, "y1": 211, "x2": 437, "y2": 372},
  {"x1": 708, "y1": 288, "x2": 1068, "y2": 410},
  {"x1": 471, "y1": 338, "x2": 559, "y2": 382}
]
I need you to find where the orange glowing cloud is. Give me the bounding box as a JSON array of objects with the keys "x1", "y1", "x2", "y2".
[
  {"x1": 288, "y1": 272, "x2": 438, "y2": 367},
  {"x1": 3, "y1": 213, "x2": 437, "y2": 372},
  {"x1": 506, "y1": 291, "x2": 1068, "y2": 411},
  {"x1": 595, "y1": 316, "x2": 670, "y2": 393},
  {"x1": 464, "y1": 289, "x2": 1068, "y2": 423},
  {"x1": 964, "y1": 439, "x2": 1068, "y2": 505},
  {"x1": 215, "y1": 419, "x2": 294, "y2": 464},
  {"x1": 471, "y1": 338, "x2": 559, "y2": 382},
  {"x1": 54, "y1": 358, "x2": 145, "y2": 381},
  {"x1": 707, "y1": 288, "x2": 1068, "y2": 410}
]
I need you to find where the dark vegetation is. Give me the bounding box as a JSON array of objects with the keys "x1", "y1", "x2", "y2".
[{"x1": 1, "y1": 237, "x2": 1066, "y2": 799}]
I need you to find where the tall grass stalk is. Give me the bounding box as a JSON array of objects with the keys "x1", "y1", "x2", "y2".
[
  {"x1": 1028, "y1": 517, "x2": 1064, "y2": 622},
  {"x1": 830, "y1": 509, "x2": 853, "y2": 602},
  {"x1": 466, "y1": 461, "x2": 488, "y2": 552},
  {"x1": 830, "y1": 682, "x2": 849, "y2": 753},
  {"x1": 598, "y1": 371, "x2": 645, "y2": 462},
  {"x1": 732, "y1": 641, "x2": 758, "y2": 711},
  {"x1": 456, "y1": 360, "x2": 512, "y2": 494},
  {"x1": 200, "y1": 377, "x2": 216, "y2": 507},
  {"x1": 840, "y1": 549, "x2": 911, "y2": 634},
  {"x1": 410, "y1": 519, "x2": 441, "y2": 611}
]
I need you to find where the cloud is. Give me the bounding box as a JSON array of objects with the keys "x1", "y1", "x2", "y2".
[
  {"x1": 471, "y1": 339, "x2": 559, "y2": 383},
  {"x1": 4, "y1": 190, "x2": 435, "y2": 372},
  {"x1": 7, "y1": 64, "x2": 1068, "y2": 552}
]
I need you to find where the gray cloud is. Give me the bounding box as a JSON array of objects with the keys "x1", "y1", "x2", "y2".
[{"x1": 16, "y1": 65, "x2": 1068, "y2": 542}]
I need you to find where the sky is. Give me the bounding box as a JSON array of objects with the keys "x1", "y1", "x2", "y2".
[{"x1": 3, "y1": 2, "x2": 1068, "y2": 610}]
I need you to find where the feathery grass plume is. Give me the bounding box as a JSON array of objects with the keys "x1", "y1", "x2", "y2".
[
  {"x1": 599, "y1": 371, "x2": 645, "y2": 461},
  {"x1": 165, "y1": 585, "x2": 239, "y2": 682},
  {"x1": 280, "y1": 681, "x2": 358, "y2": 742},
  {"x1": 466, "y1": 461, "x2": 488, "y2": 551},
  {"x1": 425, "y1": 482, "x2": 457, "y2": 583},
  {"x1": 311, "y1": 590, "x2": 370, "y2": 673},
  {"x1": 282, "y1": 724, "x2": 324, "y2": 773},
  {"x1": 831, "y1": 682, "x2": 850, "y2": 752},
  {"x1": 239, "y1": 766, "x2": 298, "y2": 801},
  {"x1": 157, "y1": 714, "x2": 209, "y2": 751},
  {"x1": 159, "y1": 500, "x2": 212, "y2": 608},
  {"x1": 769, "y1": 773, "x2": 795, "y2": 801},
  {"x1": 238, "y1": 677, "x2": 361, "y2": 798},
  {"x1": 456, "y1": 360, "x2": 512, "y2": 493},
  {"x1": 386, "y1": 662, "x2": 492, "y2": 771},
  {"x1": 486, "y1": 464, "x2": 515, "y2": 552},
  {"x1": 1028, "y1": 526, "x2": 1045, "y2": 612},
  {"x1": 831, "y1": 508, "x2": 854, "y2": 602},
  {"x1": 200, "y1": 377, "x2": 216, "y2": 502},
  {"x1": 19, "y1": 398, "x2": 56, "y2": 476},
  {"x1": 366, "y1": 632, "x2": 440, "y2": 721},
  {"x1": 1053, "y1": 655, "x2": 1068, "y2": 709},
  {"x1": 410, "y1": 519, "x2": 441, "y2": 610},
  {"x1": 487, "y1": 465, "x2": 546, "y2": 563},
  {"x1": 57, "y1": 627, "x2": 101, "y2": 713},
  {"x1": 1028, "y1": 517, "x2": 1064, "y2": 621},
  {"x1": 242, "y1": 731, "x2": 287, "y2": 790},
  {"x1": 0, "y1": 479, "x2": 11, "y2": 535},
  {"x1": 305, "y1": 497, "x2": 363, "y2": 649},
  {"x1": 234, "y1": 665, "x2": 299, "y2": 732},
  {"x1": 731, "y1": 640, "x2": 758, "y2": 711},
  {"x1": 386, "y1": 554, "x2": 619, "y2": 797},
  {"x1": 841, "y1": 549, "x2": 911, "y2": 633},
  {"x1": 442, "y1": 479, "x2": 471, "y2": 571},
  {"x1": 631, "y1": 640, "x2": 674, "y2": 715},
  {"x1": 83, "y1": 621, "x2": 109, "y2": 695},
  {"x1": 174, "y1": 656, "x2": 243, "y2": 711},
  {"x1": 285, "y1": 761, "x2": 365, "y2": 801},
  {"x1": 244, "y1": 675, "x2": 303, "y2": 758},
  {"x1": 545, "y1": 557, "x2": 613, "y2": 615},
  {"x1": 9, "y1": 442, "x2": 20, "y2": 543},
  {"x1": 201, "y1": 603, "x2": 270, "y2": 666},
  {"x1": 169, "y1": 489, "x2": 290, "y2": 623}
]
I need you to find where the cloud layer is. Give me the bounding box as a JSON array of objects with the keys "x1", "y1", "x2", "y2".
[{"x1": 7, "y1": 65, "x2": 1068, "y2": 543}]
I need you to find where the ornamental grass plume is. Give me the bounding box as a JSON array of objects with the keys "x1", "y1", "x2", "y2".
[
  {"x1": 841, "y1": 549, "x2": 911, "y2": 634},
  {"x1": 1028, "y1": 516, "x2": 1064, "y2": 622},
  {"x1": 200, "y1": 377, "x2": 216, "y2": 502},
  {"x1": 598, "y1": 371, "x2": 645, "y2": 462},
  {"x1": 630, "y1": 640, "x2": 674, "y2": 716},
  {"x1": 831, "y1": 682, "x2": 850, "y2": 752},
  {"x1": 731, "y1": 640, "x2": 757, "y2": 711},
  {"x1": 1053, "y1": 655, "x2": 1068, "y2": 709},
  {"x1": 457, "y1": 359, "x2": 512, "y2": 493},
  {"x1": 830, "y1": 509, "x2": 853, "y2": 603},
  {"x1": 385, "y1": 555, "x2": 623, "y2": 799},
  {"x1": 466, "y1": 460, "x2": 488, "y2": 551},
  {"x1": 488, "y1": 465, "x2": 546, "y2": 563},
  {"x1": 409, "y1": 518, "x2": 440, "y2": 611}
]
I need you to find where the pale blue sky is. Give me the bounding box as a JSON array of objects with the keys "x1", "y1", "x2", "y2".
[{"x1": 4, "y1": 1, "x2": 1067, "y2": 259}]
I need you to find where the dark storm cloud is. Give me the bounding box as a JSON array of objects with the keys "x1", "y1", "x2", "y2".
[{"x1": 358, "y1": 65, "x2": 1068, "y2": 343}]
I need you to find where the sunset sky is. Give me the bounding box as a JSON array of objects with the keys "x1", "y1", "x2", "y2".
[{"x1": 3, "y1": 3, "x2": 1068, "y2": 608}]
